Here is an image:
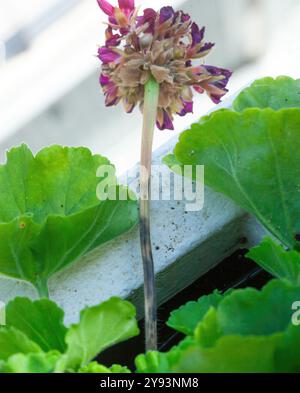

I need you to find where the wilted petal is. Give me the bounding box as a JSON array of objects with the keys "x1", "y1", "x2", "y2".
[
  {"x1": 98, "y1": 47, "x2": 120, "y2": 63},
  {"x1": 159, "y1": 6, "x2": 175, "y2": 24},
  {"x1": 114, "y1": 8, "x2": 129, "y2": 27},
  {"x1": 119, "y1": 65, "x2": 142, "y2": 87},
  {"x1": 97, "y1": 0, "x2": 114, "y2": 16},
  {"x1": 178, "y1": 100, "x2": 193, "y2": 116},
  {"x1": 199, "y1": 42, "x2": 215, "y2": 53},
  {"x1": 150, "y1": 65, "x2": 173, "y2": 84},
  {"x1": 218, "y1": 68, "x2": 233, "y2": 87},
  {"x1": 105, "y1": 26, "x2": 121, "y2": 46},
  {"x1": 156, "y1": 110, "x2": 174, "y2": 130},
  {"x1": 181, "y1": 12, "x2": 190, "y2": 22},
  {"x1": 203, "y1": 65, "x2": 223, "y2": 75},
  {"x1": 105, "y1": 84, "x2": 120, "y2": 106},
  {"x1": 191, "y1": 23, "x2": 205, "y2": 47},
  {"x1": 203, "y1": 66, "x2": 232, "y2": 99},
  {"x1": 118, "y1": 0, "x2": 135, "y2": 14},
  {"x1": 194, "y1": 85, "x2": 205, "y2": 94},
  {"x1": 123, "y1": 98, "x2": 135, "y2": 113},
  {"x1": 137, "y1": 8, "x2": 157, "y2": 33},
  {"x1": 100, "y1": 74, "x2": 110, "y2": 86},
  {"x1": 181, "y1": 86, "x2": 193, "y2": 101},
  {"x1": 201, "y1": 78, "x2": 229, "y2": 104}
]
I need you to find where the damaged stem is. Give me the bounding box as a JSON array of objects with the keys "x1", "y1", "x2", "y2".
[{"x1": 140, "y1": 77, "x2": 160, "y2": 352}]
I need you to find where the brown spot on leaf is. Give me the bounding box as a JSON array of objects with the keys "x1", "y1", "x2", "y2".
[{"x1": 19, "y1": 221, "x2": 26, "y2": 229}]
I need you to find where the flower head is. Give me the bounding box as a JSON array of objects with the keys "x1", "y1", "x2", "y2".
[{"x1": 97, "y1": 1, "x2": 232, "y2": 130}]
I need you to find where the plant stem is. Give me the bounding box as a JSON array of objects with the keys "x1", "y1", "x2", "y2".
[
  {"x1": 140, "y1": 77, "x2": 160, "y2": 352},
  {"x1": 35, "y1": 277, "x2": 50, "y2": 298}
]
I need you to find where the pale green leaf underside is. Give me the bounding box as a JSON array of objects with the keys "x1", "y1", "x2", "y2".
[
  {"x1": 0, "y1": 145, "x2": 138, "y2": 293},
  {"x1": 247, "y1": 237, "x2": 300, "y2": 285},
  {"x1": 62, "y1": 297, "x2": 139, "y2": 369},
  {"x1": 172, "y1": 109, "x2": 300, "y2": 249}
]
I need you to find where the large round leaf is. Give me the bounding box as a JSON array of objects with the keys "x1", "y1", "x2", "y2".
[
  {"x1": 169, "y1": 109, "x2": 300, "y2": 249},
  {"x1": 233, "y1": 76, "x2": 300, "y2": 111},
  {"x1": 0, "y1": 145, "x2": 138, "y2": 295}
]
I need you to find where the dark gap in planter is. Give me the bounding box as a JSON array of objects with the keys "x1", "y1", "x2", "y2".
[{"x1": 98, "y1": 248, "x2": 272, "y2": 370}]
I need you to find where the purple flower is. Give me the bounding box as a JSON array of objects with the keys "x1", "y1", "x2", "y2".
[{"x1": 97, "y1": 1, "x2": 232, "y2": 130}]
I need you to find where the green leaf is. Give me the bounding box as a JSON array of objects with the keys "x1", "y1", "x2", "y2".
[
  {"x1": 3, "y1": 351, "x2": 61, "y2": 373},
  {"x1": 109, "y1": 364, "x2": 131, "y2": 373},
  {"x1": 136, "y1": 323, "x2": 300, "y2": 373},
  {"x1": 78, "y1": 362, "x2": 130, "y2": 373},
  {"x1": 233, "y1": 76, "x2": 300, "y2": 112},
  {"x1": 6, "y1": 297, "x2": 67, "y2": 353},
  {"x1": 215, "y1": 279, "x2": 300, "y2": 337},
  {"x1": 135, "y1": 351, "x2": 171, "y2": 373},
  {"x1": 0, "y1": 145, "x2": 138, "y2": 295},
  {"x1": 194, "y1": 307, "x2": 222, "y2": 347},
  {"x1": 274, "y1": 324, "x2": 300, "y2": 372},
  {"x1": 0, "y1": 327, "x2": 41, "y2": 361},
  {"x1": 247, "y1": 237, "x2": 300, "y2": 285},
  {"x1": 1, "y1": 297, "x2": 139, "y2": 373},
  {"x1": 135, "y1": 336, "x2": 195, "y2": 373},
  {"x1": 62, "y1": 297, "x2": 139, "y2": 370},
  {"x1": 162, "y1": 154, "x2": 185, "y2": 177},
  {"x1": 168, "y1": 279, "x2": 299, "y2": 348},
  {"x1": 171, "y1": 334, "x2": 282, "y2": 373},
  {"x1": 167, "y1": 291, "x2": 223, "y2": 335},
  {"x1": 170, "y1": 109, "x2": 300, "y2": 249}
]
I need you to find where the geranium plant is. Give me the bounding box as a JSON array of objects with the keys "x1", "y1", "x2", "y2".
[
  {"x1": 0, "y1": 0, "x2": 299, "y2": 375},
  {"x1": 134, "y1": 75, "x2": 300, "y2": 372},
  {"x1": 1, "y1": 75, "x2": 300, "y2": 373},
  {"x1": 96, "y1": 0, "x2": 231, "y2": 350}
]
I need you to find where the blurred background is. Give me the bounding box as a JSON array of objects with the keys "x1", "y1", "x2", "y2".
[{"x1": 0, "y1": 0, "x2": 299, "y2": 173}]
